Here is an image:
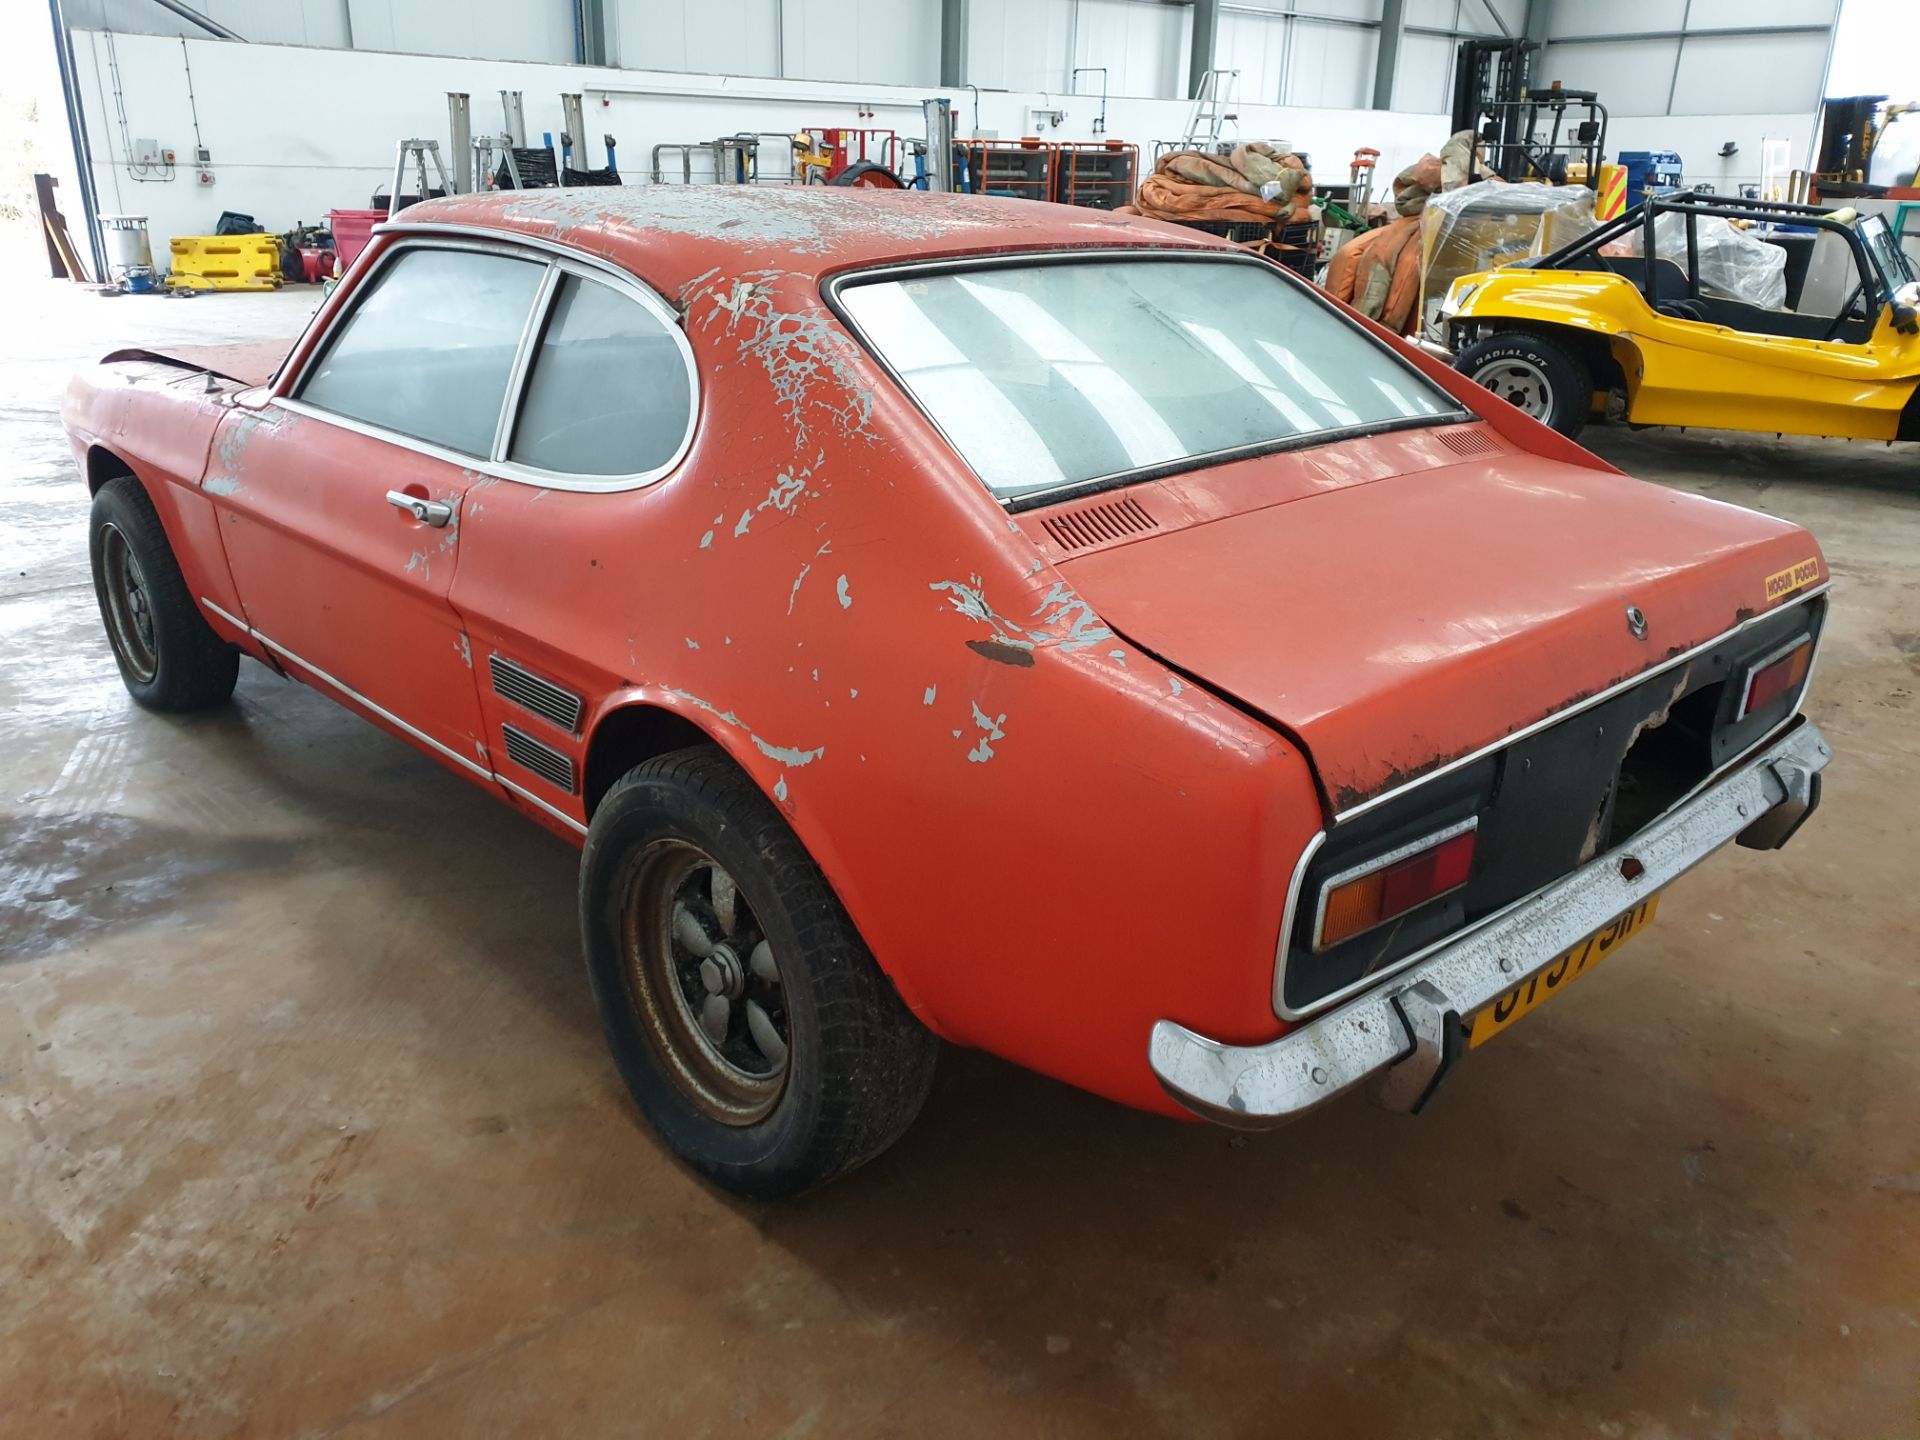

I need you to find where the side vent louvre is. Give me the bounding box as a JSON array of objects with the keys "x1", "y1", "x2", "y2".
[
  {"x1": 1040, "y1": 495, "x2": 1160, "y2": 552},
  {"x1": 489, "y1": 654, "x2": 583, "y2": 733},
  {"x1": 502, "y1": 724, "x2": 576, "y2": 794},
  {"x1": 1434, "y1": 426, "x2": 1505, "y2": 460}
]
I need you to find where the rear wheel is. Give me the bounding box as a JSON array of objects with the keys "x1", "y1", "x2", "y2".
[
  {"x1": 89, "y1": 475, "x2": 239, "y2": 711},
  {"x1": 1455, "y1": 330, "x2": 1592, "y2": 440},
  {"x1": 580, "y1": 746, "x2": 938, "y2": 1198}
]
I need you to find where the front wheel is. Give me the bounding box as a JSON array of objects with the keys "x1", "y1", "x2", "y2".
[
  {"x1": 89, "y1": 475, "x2": 239, "y2": 711},
  {"x1": 580, "y1": 746, "x2": 938, "y2": 1198},
  {"x1": 1454, "y1": 330, "x2": 1592, "y2": 440}
]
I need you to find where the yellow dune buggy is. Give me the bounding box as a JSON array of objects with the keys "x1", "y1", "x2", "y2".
[{"x1": 1440, "y1": 190, "x2": 1920, "y2": 441}]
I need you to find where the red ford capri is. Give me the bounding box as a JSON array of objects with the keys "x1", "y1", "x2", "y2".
[{"x1": 64, "y1": 187, "x2": 1831, "y2": 1196}]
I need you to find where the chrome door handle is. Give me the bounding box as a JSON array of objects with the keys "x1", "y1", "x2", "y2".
[{"x1": 386, "y1": 490, "x2": 454, "y2": 527}]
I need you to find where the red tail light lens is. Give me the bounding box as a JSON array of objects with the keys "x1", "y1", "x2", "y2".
[
  {"x1": 1315, "y1": 823, "x2": 1478, "y2": 951},
  {"x1": 1738, "y1": 638, "x2": 1813, "y2": 721}
]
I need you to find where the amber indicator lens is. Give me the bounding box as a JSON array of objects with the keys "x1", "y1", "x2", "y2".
[
  {"x1": 1318, "y1": 829, "x2": 1477, "y2": 949},
  {"x1": 1738, "y1": 639, "x2": 1812, "y2": 720}
]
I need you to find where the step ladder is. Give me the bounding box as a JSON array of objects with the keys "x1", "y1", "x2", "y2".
[
  {"x1": 1184, "y1": 69, "x2": 1240, "y2": 147},
  {"x1": 387, "y1": 139, "x2": 454, "y2": 218}
]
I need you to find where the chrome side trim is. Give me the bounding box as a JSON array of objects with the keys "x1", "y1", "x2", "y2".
[
  {"x1": 491, "y1": 261, "x2": 562, "y2": 462},
  {"x1": 1332, "y1": 583, "x2": 1830, "y2": 825},
  {"x1": 197, "y1": 600, "x2": 603, "y2": 840},
  {"x1": 253, "y1": 634, "x2": 493, "y2": 781},
  {"x1": 1154, "y1": 720, "x2": 1833, "y2": 1128},
  {"x1": 497, "y1": 774, "x2": 590, "y2": 836},
  {"x1": 1309, "y1": 815, "x2": 1478, "y2": 953},
  {"x1": 199, "y1": 596, "x2": 251, "y2": 635}
]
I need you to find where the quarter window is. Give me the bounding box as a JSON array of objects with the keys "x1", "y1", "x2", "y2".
[
  {"x1": 298, "y1": 247, "x2": 545, "y2": 456},
  {"x1": 508, "y1": 274, "x2": 694, "y2": 477}
]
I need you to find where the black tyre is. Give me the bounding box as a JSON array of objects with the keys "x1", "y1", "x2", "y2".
[
  {"x1": 827, "y1": 160, "x2": 905, "y2": 189},
  {"x1": 89, "y1": 475, "x2": 239, "y2": 711},
  {"x1": 1455, "y1": 330, "x2": 1592, "y2": 440},
  {"x1": 580, "y1": 746, "x2": 938, "y2": 1198}
]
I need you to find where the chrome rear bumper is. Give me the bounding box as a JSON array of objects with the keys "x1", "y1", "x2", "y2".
[{"x1": 1148, "y1": 720, "x2": 1832, "y2": 1128}]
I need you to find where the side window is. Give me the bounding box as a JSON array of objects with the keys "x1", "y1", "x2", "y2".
[
  {"x1": 299, "y1": 248, "x2": 546, "y2": 456},
  {"x1": 1794, "y1": 230, "x2": 1870, "y2": 320},
  {"x1": 508, "y1": 274, "x2": 694, "y2": 477}
]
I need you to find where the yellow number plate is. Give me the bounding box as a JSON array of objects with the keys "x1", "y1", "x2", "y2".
[{"x1": 1467, "y1": 894, "x2": 1660, "y2": 1049}]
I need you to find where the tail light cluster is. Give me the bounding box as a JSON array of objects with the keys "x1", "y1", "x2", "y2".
[
  {"x1": 1736, "y1": 638, "x2": 1813, "y2": 722},
  {"x1": 1314, "y1": 819, "x2": 1478, "y2": 952},
  {"x1": 1281, "y1": 596, "x2": 1825, "y2": 1018}
]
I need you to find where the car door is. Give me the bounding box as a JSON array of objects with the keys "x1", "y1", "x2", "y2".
[{"x1": 207, "y1": 242, "x2": 550, "y2": 776}]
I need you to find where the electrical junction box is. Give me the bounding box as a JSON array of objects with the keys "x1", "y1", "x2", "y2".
[{"x1": 135, "y1": 137, "x2": 160, "y2": 166}]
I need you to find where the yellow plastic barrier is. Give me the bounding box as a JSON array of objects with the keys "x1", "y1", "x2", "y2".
[{"x1": 167, "y1": 233, "x2": 283, "y2": 291}]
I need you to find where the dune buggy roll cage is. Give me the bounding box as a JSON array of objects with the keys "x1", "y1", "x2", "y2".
[{"x1": 1530, "y1": 189, "x2": 1898, "y2": 320}]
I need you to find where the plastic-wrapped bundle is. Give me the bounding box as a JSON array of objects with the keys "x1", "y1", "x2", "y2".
[
  {"x1": 1420, "y1": 181, "x2": 1599, "y2": 322},
  {"x1": 1612, "y1": 212, "x2": 1788, "y2": 310}
]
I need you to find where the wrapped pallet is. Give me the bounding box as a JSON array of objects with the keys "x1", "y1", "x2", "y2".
[{"x1": 1419, "y1": 181, "x2": 1599, "y2": 337}]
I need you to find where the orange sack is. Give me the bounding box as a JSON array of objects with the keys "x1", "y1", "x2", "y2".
[
  {"x1": 1121, "y1": 145, "x2": 1315, "y2": 227},
  {"x1": 1322, "y1": 215, "x2": 1424, "y2": 334}
]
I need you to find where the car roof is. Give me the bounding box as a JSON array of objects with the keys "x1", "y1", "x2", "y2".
[{"x1": 394, "y1": 184, "x2": 1224, "y2": 291}]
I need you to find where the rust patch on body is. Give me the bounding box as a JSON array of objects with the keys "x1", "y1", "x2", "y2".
[{"x1": 967, "y1": 638, "x2": 1037, "y2": 668}]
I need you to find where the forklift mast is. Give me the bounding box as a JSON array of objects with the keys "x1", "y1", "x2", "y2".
[
  {"x1": 1451, "y1": 37, "x2": 1536, "y2": 157},
  {"x1": 1452, "y1": 36, "x2": 1607, "y2": 187}
]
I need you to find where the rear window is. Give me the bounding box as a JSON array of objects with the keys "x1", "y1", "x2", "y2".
[{"x1": 837, "y1": 256, "x2": 1459, "y2": 502}]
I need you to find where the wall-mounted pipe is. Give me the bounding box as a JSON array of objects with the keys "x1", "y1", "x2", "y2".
[{"x1": 1071, "y1": 67, "x2": 1106, "y2": 134}]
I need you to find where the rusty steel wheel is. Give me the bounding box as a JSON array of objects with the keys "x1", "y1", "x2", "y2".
[
  {"x1": 97, "y1": 521, "x2": 159, "y2": 685},
  {"x1": 580, "y1": 746, "x2": 939, "y2": 1197},
  {"x1": 620, "y1": 840, "x2": 791, "y2": 1126},
  {"x1": 88, "y1": 475, "x2": 239, "y2": 711}
]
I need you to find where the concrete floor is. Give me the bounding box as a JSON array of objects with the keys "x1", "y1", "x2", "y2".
[{"x1": 3, "y1": 278, "x2": 1918, "y2": 1439}]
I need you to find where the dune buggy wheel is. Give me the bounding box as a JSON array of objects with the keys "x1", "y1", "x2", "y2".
[
  {"x1": 1455, "y1": 330, "x2": 1591, "y2": 440},
  {"x1": 89, "y1": 476, "x2": 239, "y2": 711},
  {"x1": 580, "y1": 746, "x2": 938, "y2": 1198}
]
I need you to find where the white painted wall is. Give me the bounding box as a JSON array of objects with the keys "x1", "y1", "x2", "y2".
[
  {"x1": 780, "y1": 0, "x2": 942, "y2": 86},
  {"x1": 1536, "y1": 0, "x2": 1838, "y2": 190},
  {"x1": 62, "y1": 0, "x2": 940, "y2": 83},
  {"x1": 1071, "y1": 0, "x2": 1191, "y2": 101},
  {"x1": 1604, "y1": 113, "x2": 1822, "y2": 194},
  {"x1": 1539, "y1": 0, "x2": 1837, "y2": 118},
  {"x1": 608, "y1": 0, "x2": 780, "y2": 78},
  {"x1": 72, "y1": 29, "x2": 1453, "y2": 261},
  {"x1": 64, "y1": 0, "x2": 577, "y2": 63}
]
